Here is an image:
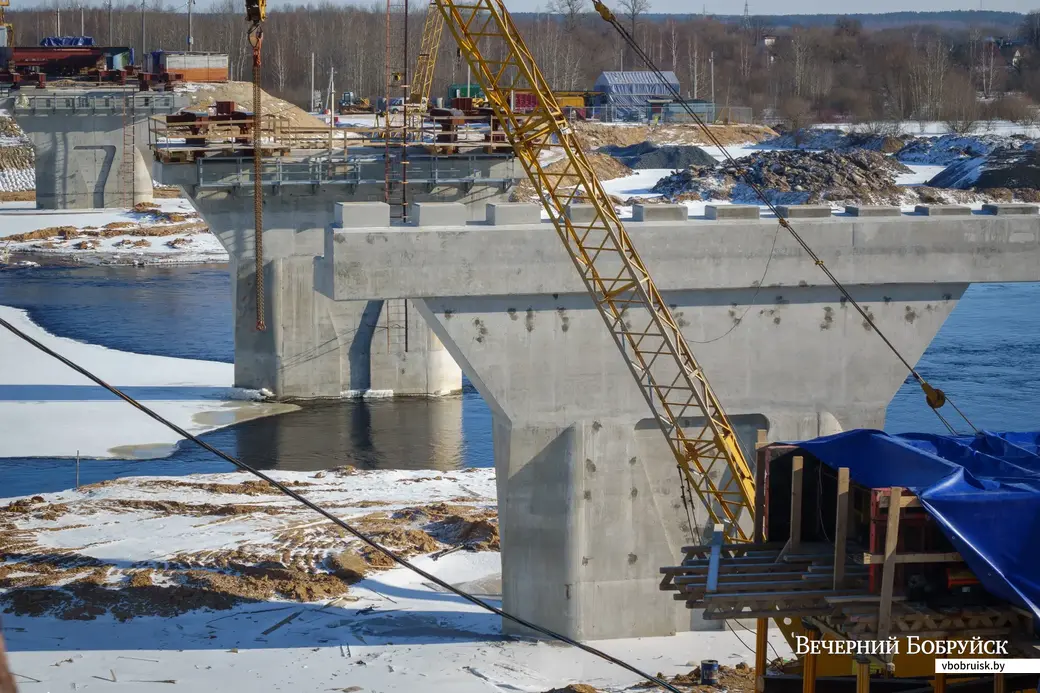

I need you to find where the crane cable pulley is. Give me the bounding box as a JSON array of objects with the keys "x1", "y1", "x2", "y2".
[
  {"x1": 591, "y1": 0, "x2": 975, "y2": 435},
  {"x1": 248, "y1": 17, "x2": 266, "y2": 332}
]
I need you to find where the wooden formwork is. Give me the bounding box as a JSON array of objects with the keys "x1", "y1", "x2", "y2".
[{"x1": 660, "y1": 431, "x2": 1039, "y2": 691}]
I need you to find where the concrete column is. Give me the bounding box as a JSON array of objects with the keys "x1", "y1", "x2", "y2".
[
  {"x1": 411, "y1": 284, "x2": 963, "y2": 639},
  {"x1": 190, "y1": 192, "x2": 461, "y2": 398}
]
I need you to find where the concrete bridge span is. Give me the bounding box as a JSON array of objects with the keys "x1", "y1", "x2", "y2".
[{"x1": 324, "y1": 201, "x2": 1040, "y2": 641}]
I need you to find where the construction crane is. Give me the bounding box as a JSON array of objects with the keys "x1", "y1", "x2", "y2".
[
  {"x1": 408, "y1": 3, "x2": 445, "y2": 109},
  {"x1": 432, "y1": 0, "x2": 757, "y2": 539},
  {"x1": 0, "y1": 0, "x2": 13, "y2": 47}
]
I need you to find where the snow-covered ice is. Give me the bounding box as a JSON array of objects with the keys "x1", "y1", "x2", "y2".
[
  {"x1": 0, "y1": 306, "x2": 295, "y2": 458},
  {"x1": 894, "y1": 164, "x2": 948, "y2": 186}
]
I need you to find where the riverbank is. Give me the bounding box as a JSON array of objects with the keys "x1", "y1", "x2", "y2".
[{"x1": 0, "y1": 468, "x2": 791, "y2": 692}]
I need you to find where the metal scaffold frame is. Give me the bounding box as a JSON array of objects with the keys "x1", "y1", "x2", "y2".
[{"x1": 434, "y1": 0, "x2": 756, "y2": 538}]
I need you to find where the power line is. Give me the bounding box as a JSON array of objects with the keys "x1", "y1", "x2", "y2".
[
  {"x1": 0, "y1": 313, "x2": 688, "y2": 693},
  {"x1": 590, "y1": 0, "x2": 975, "y2": 436}
]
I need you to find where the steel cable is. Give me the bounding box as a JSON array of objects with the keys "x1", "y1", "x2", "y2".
[
  {"x1": 0, "y1": 313, "x2": 687, "y2": 693},
  {"x1": 591, "y1": 0, "x2": 975, "y2": 435}
]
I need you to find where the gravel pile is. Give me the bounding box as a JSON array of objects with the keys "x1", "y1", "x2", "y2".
[
  {"x1": 599, "y1": 141, "x2": 717, "y2": 169},
  {"x1": 651, "y1": 149, "x2": 913, "y2": 205},
  {"x1": 763, "y1": 128, "x2": 908, "y2": 154},
  {"x1": 0, "y1": 115, "x2": 34, "y2": 193},
  {"x1": 896, "y1": 133, "x2": 1034, "y2": 165},
  {"x1": 927, "y1": 145, "x2": 1040, "y2": 190}
]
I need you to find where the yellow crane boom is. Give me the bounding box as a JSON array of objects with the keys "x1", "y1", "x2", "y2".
[
  {"x1": 409, "y1": 3, "x2": 446, "y2": 108},
  {"x1": 433, "y1": 0, "x2": 756, "y2": 539}
]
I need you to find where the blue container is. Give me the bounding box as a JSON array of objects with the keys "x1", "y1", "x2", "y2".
[{"x1": 700, "y1": 659, "x2": 719, "y2": 685}]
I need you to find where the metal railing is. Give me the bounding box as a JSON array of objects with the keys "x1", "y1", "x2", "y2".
[
  {"x1": 195, "y1": 152, "x2": 516, "y2": 188},
  {"x1": 14, "y1": 91, "x2": 182, "y2": 116},
  {"x1": 570, "y1": 103, "x2": 753, "y2": 125}
]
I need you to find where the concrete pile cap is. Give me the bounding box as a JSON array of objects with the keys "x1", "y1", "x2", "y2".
[
  {"x1": 632, "y1": 204, "x2": 688, "y2": 222},
  {"x1": 777, "y1": 205, "x2": 833, "y2": 219},
  {"x1": 705, "y1": 204, "x2": 759, "y2": 220},
  {"x1": 335, "y1": 202, "x2": 390, "y2": 228},
  {"x1": 565, "y1": 204, "x2": 599, "y2": 223},
  {"x1": 844, "y1": 205, "x2": 902, "y2": 217},
  {"x1": 914, "y1": 204, "x2": 972, "y2": 216},
  {"x1": 487, "y1": 202, "x2": 541, "y2": 226},
  {"x1": 410, "y1": 202, "x2": 468, "y2": 227},
  {"x1": 981, "y1": 203, "x2": 1040, "y2": 216}
]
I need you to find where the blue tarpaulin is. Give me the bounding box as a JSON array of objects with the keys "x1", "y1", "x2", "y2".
[
  {"x1": 792, "y1": 429, "x2": 1040, "y2": 620},
  {"x1": 39, "y1": 36, "x2": 95, "y2": 47}
]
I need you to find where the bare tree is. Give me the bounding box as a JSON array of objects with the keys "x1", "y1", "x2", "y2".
[{"x1": 617, "y1": 0, "x2": 650, "y2": 68}]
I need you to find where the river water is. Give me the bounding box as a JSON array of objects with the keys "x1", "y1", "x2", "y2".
[{"x1": 1, "y1": 263, "x2": 1038, "y2": 496}]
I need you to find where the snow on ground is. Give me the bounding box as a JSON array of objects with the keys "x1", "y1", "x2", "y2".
[
  {"x1": 819, "y1": 119, "x2": 1040, "y2": 137},
  {"x1": 0, "y1": 305, "x2": 295, "y2": 459},
  {"x1": 0, "y1": 469, "x2": 792, "y2": 692},
  {"x1": 894, "y1": 164, "x2": 948, "y2": 186},
  {"x1": 0, "y1": 198, "x2": 229, "y2": 265}
]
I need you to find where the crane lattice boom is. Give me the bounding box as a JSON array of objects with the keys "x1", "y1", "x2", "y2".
[
  {"x1": 433, "y1": 0, "x2": 756, "y2": 539},
  {"x1": 409, "y1": 3, "x2": 446, "y2": 108}
]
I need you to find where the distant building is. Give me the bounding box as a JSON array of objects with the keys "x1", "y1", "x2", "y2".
[
  {"x1": 592, "y1": 71, "x2": 681, "y2": 120},
  {"x1": 763, "y1": 35, "x2": 777, "y2": 47}
]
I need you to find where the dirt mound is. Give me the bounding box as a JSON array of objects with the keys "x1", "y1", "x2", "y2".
[
  {"x1": 652, "y1": 149, "x2": 912, "y2": 206},
  {"x1": 636, "y1": 663, "x2": 755, "y2": 691},
  {"x1": 600, "y1": 141, "x2": 717, "y2": 169},
  {"x1": 574, "y1": 121, "x2": 775, "y2": 150},
  {"x1": 181, "y1": 81, "x2": 326, "y2": 129},
  {"x1": 543, "y1": 686, "x2": 601, "y2": 693},
  {"x1": 510, "y1": 153, "x2": 631, "y2": 202},
  {"x1": 763, "y1": 128, "x2": 912, "y2": 154}
]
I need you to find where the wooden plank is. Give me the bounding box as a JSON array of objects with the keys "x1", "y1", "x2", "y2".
[
  {"x1": 859, "y1": 552, "x2": 962, "y2": 565},
  {"x1": 790, "y1": 456, "x2": 804, "y2": 552},
  {"x1": 834, "y1": 467, "x2": 850, "y2": 589},
  {"x1": 879, "y1": 494, "x2": 922, "y2": 509},
  {"x1": 755, "y1": 617, "x2": 768, "y2": 693},
  {"x1": 877, "y1": 486, "x2": 902, "y2": 639},
  {"x1": 706, "y1": 530, "x2": 723, "y2": 593},
  {"x1": 754, "y1": 429, "x2": 768, "y2": 543}
]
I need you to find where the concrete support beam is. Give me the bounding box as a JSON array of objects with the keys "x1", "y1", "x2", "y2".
[
  {"x1": 914, "y1": 204, "x2": 971, "y2": 216},
  {"x1": 632, "y1": 203, "x2": 688, "y2": 221},
  {"x1": 326, "y1": 213, "x2": 1040, "y2": 640},
  {"x1": 778, "y1": 205, "x2": 833, "y2": 218},
  {"x1": 845, "y1": 205, "x2": 901, "y2": 217},
  {"x1": 982, "y1": 203, "x2": 1039, "y2": 216},
  {"x1": 487, "y1": 202, "x2": 541, "y2": 225},
  {"x1": 706, "y1": 204, "x2": 759, "y2": 220}
]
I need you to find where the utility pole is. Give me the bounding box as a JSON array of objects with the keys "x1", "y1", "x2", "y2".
[
  {"x1": 141, "y1": 0, "x2": 146, "y2": 54},
  {"x1": 709, "y1": 51, "x2": 715, "y2": 121},
  {"x1": 187, "y1": 0, "x2": 193, "y2": 51},
  {"x1": 56, "y1": 5, "x2": 61, "y2": 36},
  {"x1": 108, "y1": 0, "x2": 113, "y2": 45},
  {"x1": 80, "y1": 7, "x2": 84, "y2": 35},
  {"x1": 310, "y1": 52, "x2": 315, "y2": 112}
]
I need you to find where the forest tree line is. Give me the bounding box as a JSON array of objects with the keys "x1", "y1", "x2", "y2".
[{"x1": 9, "y1": 1, "x2": 1040, "y2": 127}]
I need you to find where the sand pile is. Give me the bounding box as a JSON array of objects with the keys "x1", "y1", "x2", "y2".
[
  {"x1": 573, "y1": 122, "x2": 776, "y2": 150},
  {"x1": 510, "y1": 153, "x2": 632, "y2": 202},
  {"x1": 180, "y1": 81, "x2": 326, "y2": 129}
]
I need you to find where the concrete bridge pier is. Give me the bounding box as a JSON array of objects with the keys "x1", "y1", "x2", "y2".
[
  {"x1": 13, "y1": 90, "x2": 187, "y2": 209},
  {"x1": 326, "y1": 201, "x2": 1040, "y2": 640},
  {"x1": 153, "y1": 150, "x2": 520, "y2": 399}
]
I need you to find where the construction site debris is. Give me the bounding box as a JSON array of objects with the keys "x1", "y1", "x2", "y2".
[
  {"x1": 0, "y1": 114, "x2": 34, "y2": 195},
  {"x1": 635, "y1": 663, "x2": 755, "y2": 691},
  {"x1": 652, "y1": 149, "x2": 912, "y2": 206},
  {"x1": 763, "y1": 128, "x2": 1037, "y2": 166},
  {"x1": 599, "y1": 142, "x2": 717, "y2": 169}
]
